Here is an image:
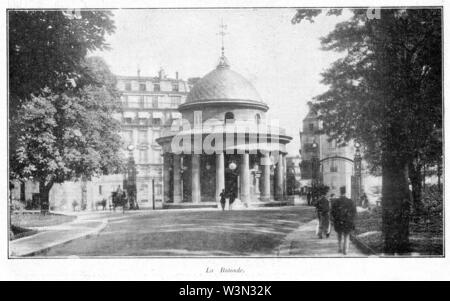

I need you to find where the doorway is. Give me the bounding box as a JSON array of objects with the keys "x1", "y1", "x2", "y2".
[{"x1": 225, "y1": 169, "x2": 238, "y2": 197}]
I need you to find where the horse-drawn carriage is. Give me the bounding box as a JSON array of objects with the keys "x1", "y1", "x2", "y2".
[
  {"x1": 111, "y1": 190, "x2": 139, "y2": 212},
  {"x1": 94, "y1": 188, "x2": 139, "y2": 213}
]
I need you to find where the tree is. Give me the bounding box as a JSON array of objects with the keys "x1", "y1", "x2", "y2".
[
  {"x1": 9, "y1": 10, "x2": 121, "y2": 212},
  {"x1": 9, "y1": 10, "x2": 115, "y2": 108},
  {"x1": 292, "y1": 9, "x2": 442, "y2": 254},
  {"x1": 11, "y1": 56, "x2": 124, "y2": 212},
  {"x1": 9, "y1": 10, "x2": 116, "y2": 181}
]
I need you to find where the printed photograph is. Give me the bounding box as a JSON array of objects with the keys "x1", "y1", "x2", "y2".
[{"x1": 7, "y1": 7, "x2": 443, "y2": 258}]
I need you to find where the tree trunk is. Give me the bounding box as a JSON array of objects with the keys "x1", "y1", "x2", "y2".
[
  {"x1": 381, "y1": 153, "x2": 411, "y2": 254},
  {"x1": 39, "y1": 180, "x2": 53, "y2": 214}
]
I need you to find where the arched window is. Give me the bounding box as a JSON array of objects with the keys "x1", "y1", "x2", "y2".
[{"x1": 225, "y1": 112, "x2": 235, "y2": 124}]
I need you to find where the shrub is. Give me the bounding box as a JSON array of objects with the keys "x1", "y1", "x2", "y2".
[{"x1": 10, "y1": 199, "x2": 26, "y2": 212}]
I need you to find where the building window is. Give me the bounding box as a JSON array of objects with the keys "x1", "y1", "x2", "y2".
[
  {"x1": 139, "y1": 95, "x2": 145, "y2": 108},
  {"x1": 124, "y1": 117, "x2": 133, "y2": 124},
  {"x1": 139, "y1": 149, "x2": 148, "y2": 163},
  {"x1": 153, "y1": 83, "x2": 161, "y2": 92},
  {"x1": 123, "y1": 130, "x2": 133, "y2": 145},
  {"x1": 122, "y1": 96, "x2": 129, "y2": 108},
  {"x1": 140, "y1": 184, "x2": 149, "y2": 202},
  {"x1": 156, "y1": 184, "x2": 162, "y2": 195},
  {"x1": 225, "y1": 112, "x2": 235, "y2": 124},
  {"x1": 138, "y1": 118, "x2": 147, "y2": 126},
  {"x1": 152, "y1": 118, "x2": 162, "y2": 126},
  {"x1": 170, "y1": 96, "x2": 181, "y2": 107},
  {"x1": 125, "y1": 82, "x2": 132, "y2": 91},
  {"x1": 139, "y1": 83, "x2": 146, "y2": 92},
  {"x1": 328, "y1": 140, "x2": 336, "y2": 150},
  {"x1": 138, "y1": 130, "x2": 148, "y2": 144},
  {"x1": 152, "y1": 96, "x2": 159, "y2": 108},
  {"x1": 330, "y1": 163, "x2": 338, "y2": 173},
  {"x1": 309, "y1": 123, "x2": 314, "y2": 131},
  {"x1": 172, "y1": 82, "x2": 179, "y2": 92}
]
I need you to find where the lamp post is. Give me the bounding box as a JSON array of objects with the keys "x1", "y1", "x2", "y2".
[
  {"x1": 353, "y1": 141, "x2": 362, "y2": 205},
  {"x1": 311, "y1": 141, "x2": 320, "y2": 203},
  {"x1": 125, "y1": 144, "x2": 137, "y2": 209}
]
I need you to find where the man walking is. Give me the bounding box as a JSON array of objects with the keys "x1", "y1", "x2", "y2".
[
  {"x1": 331, "y1": 187, "x2": 357, "y2": 255},
  {"x1": 219, "y1": 189, "x2": 226, "y2": 211},
  {"x1": 315, "y1": 188, "x2": 331, "y2": 239},
  {"x1": 306, "y1": 189, "x2": 312, "y2": 206}
]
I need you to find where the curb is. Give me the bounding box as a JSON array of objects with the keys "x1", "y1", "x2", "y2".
[
  {"x1": 349, "y1": 234, "x2": 377, "y2": 255},
  {"x1": 10, "y1": 219, "x2": 108, "y2": 257}
]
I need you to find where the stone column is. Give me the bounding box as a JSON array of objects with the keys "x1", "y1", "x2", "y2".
[
  {"x1": 215, "y1": 152, "x2": 225, "y2": 204},
  {"x1": 191, "y1": 154, "x2": 201, "y2": 203},
  {"x1": 254, "y1": 172, "x2": 261, "y2": 195},
  {"x1": 283, "y1": 155, "x2": 287, "y2": 198},
  {"x1": 240, "y1": 153, "x2": 250, "y2": 203},
  {"x1": 173, "y1": 154, "x2": 182, "y2": 203},
  {"x1": 163, "y1": 154, "x2": 171, "y2": 203},
  {"x1": 261, "y1": 152, "x2": 271, "y2": 201},
  {"x1": 276, "y1": 153, "x2": 284, "y2": 200}
]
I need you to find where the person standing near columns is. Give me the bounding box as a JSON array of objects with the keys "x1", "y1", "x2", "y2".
[{"x1": 191, "y1": 154, "x2": 201, "y2": 203}]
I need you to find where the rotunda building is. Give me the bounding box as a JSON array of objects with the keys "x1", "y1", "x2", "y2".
[{"x1": 157, "y1": 55, "x2": 292, "y2": 208}]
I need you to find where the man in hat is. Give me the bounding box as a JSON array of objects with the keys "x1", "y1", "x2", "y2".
[{"x1": 331, "y1": 186, "x2": 357, "y2": 255}]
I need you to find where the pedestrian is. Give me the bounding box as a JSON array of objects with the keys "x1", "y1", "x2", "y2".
[
  {"x1": 360, "y1": 193, "x2": 369, "y2": 209},
  {"x1": 314, "y1": 187, "x2": 331, "y2": 239},
  {"x1": 219, "y1": 189, "x2": 226, "y2": 211},
  {"x1": 306, "y1": 190, "x2": 312, "y2": 206},
  {"x1": 229, "y1": 190, "x2": 236, "y2": 210},
  {"x1": 331, "y1": 187, "x2": 357, "y2": 255}
]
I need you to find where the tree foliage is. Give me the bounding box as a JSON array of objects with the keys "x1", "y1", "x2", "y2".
[
  {"x1": 294, "y1": 9, "x2": 441, "y2": 168},
  {"x1": 9, "y1": 11, "x2": 123, "y2": 210},
  {"x1": 293, "y1": 8, "x2": 442, "y2": 253},
  {"x1": 9, "y1": 10, "x2": 115, "y2": 109},
  {"x1": 11, "y1": 57, "x2": 124, "y2": 187}
]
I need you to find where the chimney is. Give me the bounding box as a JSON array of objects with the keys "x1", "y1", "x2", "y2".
[
  {"x1": 159, "y1": 68, "x2": 165, "y2": 80},
  {"x1": 137, "y1": 68, "x2": 141, "y2": 78},
  {"x1": 176, "y1": 71, "x2": 179, "y2": 80}
]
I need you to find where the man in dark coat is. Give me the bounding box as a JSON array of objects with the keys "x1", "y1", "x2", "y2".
[
  {"x1": 219, "y1": 189, "x2": 226, "y2": 211},
  {"x1": 331, "y1": 187, "x2": 357, "y2": 255},
  {"x1": 315, "y1": 194, "x2": 331, "y2": 239},
  {"x1": 306, "y1": 190, "x2": 312, "y2": 206}
]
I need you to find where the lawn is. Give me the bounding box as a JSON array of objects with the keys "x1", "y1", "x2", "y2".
[
  {"x1": 11, "y1": 212, "x2": 76, "y2": 228},
  {"x1": 354, "y1": 205, "x2": 443, "y2": 255}
]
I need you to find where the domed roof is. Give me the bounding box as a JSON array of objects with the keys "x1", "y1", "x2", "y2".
[{"x1": 181, "y1": 58, "x2": 268, "y2": 111}]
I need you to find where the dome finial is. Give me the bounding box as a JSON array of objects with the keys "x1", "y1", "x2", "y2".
[{"x1": 217, "y1": 18, "x2": 229, "y2": 68}]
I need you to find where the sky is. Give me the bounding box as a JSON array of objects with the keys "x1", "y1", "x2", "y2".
[{"x1": 93, "y1": 8, "x2": 351, "y2": 155}]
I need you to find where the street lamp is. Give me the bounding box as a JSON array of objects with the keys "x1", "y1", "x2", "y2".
[
  {"x1": 125, "y1": 144, "x2": 137, "y2": 209},
  {"x1": 311, "y1": 140, "x2": 320, "y2": 204},
  {"x1": 353, "y1": 141, "x2": 362, "y2": 205}
]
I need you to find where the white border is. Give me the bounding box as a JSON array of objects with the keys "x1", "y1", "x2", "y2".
[{"x1": 1, "y1": 0, "x2": 448, "y2": 281}]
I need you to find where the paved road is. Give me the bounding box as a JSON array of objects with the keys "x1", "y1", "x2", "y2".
[{"x1": 41, "y1": 206, "x2": 317, "y2": 257}]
